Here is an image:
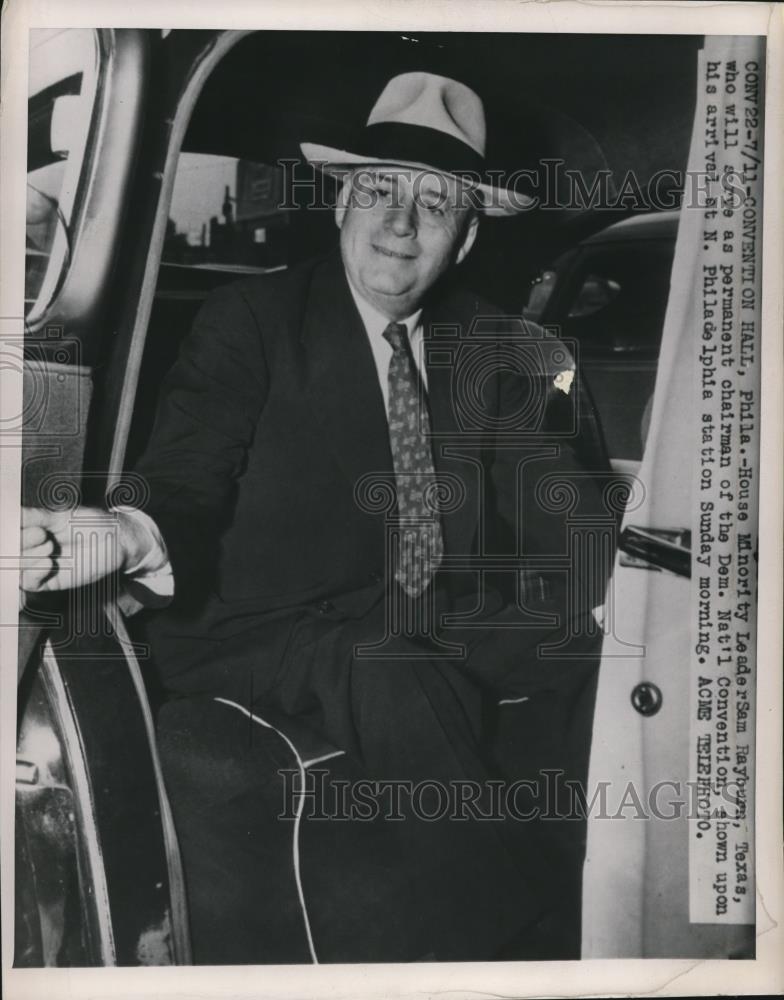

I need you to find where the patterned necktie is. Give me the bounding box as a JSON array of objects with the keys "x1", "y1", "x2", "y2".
[{"x1": 383, "y1": 321, "x2": 444, "y2": 596}]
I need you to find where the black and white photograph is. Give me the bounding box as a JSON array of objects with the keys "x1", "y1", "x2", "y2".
[{"x1": 1, "y1": 2, "x2": 782, "y2": 997}]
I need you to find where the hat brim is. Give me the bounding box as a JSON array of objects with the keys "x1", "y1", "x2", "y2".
[{"x1": 300, "y1": 142, "x2": 533, "y2": 217}]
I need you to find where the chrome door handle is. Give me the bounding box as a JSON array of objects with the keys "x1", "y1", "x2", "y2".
[{"x1": 619, "y1": 526, "x2": 691, "y2": 578}]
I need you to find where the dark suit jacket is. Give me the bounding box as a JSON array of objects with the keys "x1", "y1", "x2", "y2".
[
  {"x1": 134, "y1": 249, "x2": 610, "y2": 962},
  {"x1": 135, "y1": 248, "x2": 606, "y2": 698}
]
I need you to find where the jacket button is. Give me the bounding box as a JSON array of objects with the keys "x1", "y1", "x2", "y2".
[
  {"x1": 631, "y1": 682, "x2": 662, "y2": 717},
  {"x1": 369, "y1": 571, "x2": 382, "y2": 583},
  {"x1": 317, "y1": 600, "x2": 334, "y2": 615}
]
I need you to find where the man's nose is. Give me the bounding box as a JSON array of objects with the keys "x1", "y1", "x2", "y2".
[{"x1": 383, "y1": 198, "x2": 417, "y2": 237}]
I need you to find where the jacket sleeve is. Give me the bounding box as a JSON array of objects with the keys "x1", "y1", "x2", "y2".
[{"x1": 132, "y1": 280, "x2": 270, "y2": 606}]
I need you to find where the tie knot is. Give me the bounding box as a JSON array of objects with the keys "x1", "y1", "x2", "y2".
[{"x1": 383, "y1": 321, "x2": 408, "y2": 352}]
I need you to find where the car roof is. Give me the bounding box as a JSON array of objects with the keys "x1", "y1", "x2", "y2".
[{"x1": 581, "y1": 209, "x2": 680, "y2": 245}]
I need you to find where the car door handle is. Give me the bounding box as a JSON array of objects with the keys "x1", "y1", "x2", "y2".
[{"x1": 619, "y1": 525, "x2": 691, "y2": 578}]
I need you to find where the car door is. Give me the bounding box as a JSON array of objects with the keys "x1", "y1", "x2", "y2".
[
  {"x1": 15, "y1": 27, "x2": 202, "y2": 967},
  {"x1": 581, "y1": 35, "x2": 761, "y2": 959},
  {"x1": 17, "y1": 26, "x2": 308, "y2": 967}
]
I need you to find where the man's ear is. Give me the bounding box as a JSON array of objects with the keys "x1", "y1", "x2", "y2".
[
  {"x1": 456, "y1": 213, "x2": 479, "y2": 265},
  {"x1": 334, "y1": 174, "x2": 353, "y2": 230}
]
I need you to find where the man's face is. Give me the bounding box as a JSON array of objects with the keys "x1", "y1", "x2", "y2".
[{"x1": 335, "y1": 167, "x2": 479, "y2": 320}]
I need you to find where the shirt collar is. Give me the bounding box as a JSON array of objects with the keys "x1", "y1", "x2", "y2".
[{"x1": 346, "y1": 276, "x2": 423, "y2": 342}]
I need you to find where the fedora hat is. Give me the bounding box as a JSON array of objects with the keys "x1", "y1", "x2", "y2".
[{"x1": 300, "y1": 72, "x2": 531, "y2": 216}]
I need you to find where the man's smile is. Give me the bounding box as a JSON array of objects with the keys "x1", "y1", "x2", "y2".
[{"x1": 371, "y1": 243, "x2": 416, "y2": 260}]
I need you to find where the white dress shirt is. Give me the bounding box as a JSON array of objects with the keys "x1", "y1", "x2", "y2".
[{"x1": 345, "y1": 277, "x2": 426, "y2": 408}]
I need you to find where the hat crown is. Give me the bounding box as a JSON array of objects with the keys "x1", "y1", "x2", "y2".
[
  {"x1": 366, "y1": 72, "x2": 486, "y2": 157},
  {"x1": 300, "y1": 70, "x2": 530, "y2": 214}
]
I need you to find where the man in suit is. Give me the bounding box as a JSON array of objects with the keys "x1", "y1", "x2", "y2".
[{"x1": 21, "y1": 72, "x2": 611, "y2": 964}]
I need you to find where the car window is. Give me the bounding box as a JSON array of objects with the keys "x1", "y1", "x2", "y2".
[
  {"x1": 26, "y1": 29, "x2": 100, "y2": 322},
  {"x1": 559, "y1": 236, "x2": 676, "y2": 463},
  {"x1": 163, "y1": 152, "x2": 289, "y2": 272},
  {"x1": 560, "y1": 239, "x2": 674, "y2": 356}
]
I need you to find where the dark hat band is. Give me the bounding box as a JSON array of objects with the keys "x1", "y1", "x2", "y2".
[{"x1": 352, "y1": 122, "x2": 486, "y2": 178}]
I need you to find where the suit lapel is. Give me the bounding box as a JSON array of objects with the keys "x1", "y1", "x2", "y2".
[{"x1": 299, "y1": 252, "x2": 395, "y2": 494}]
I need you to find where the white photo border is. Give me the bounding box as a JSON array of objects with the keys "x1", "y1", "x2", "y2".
[{"x1": 1, "y1": 2, "x2": 781, "y2": 998}]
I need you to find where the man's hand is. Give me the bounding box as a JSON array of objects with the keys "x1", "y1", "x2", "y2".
[{"x1": 20, "y1": 506, "x2": 144, "y2": 595}]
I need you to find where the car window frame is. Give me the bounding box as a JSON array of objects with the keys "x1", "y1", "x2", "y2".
[
  {"x1": 25, "y1": 30, "x2": 149, "y2": 345},
  {"x1": 105, "y1": 31, "x2": 253, "y2": 479},
  {"x1": 26, "y1": 30, "x2": 101, "y2": 324}
]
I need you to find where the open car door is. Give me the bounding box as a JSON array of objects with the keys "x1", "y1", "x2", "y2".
[
  {"x1": 582, "y1": 36, "x2": 762, "y2": 959},
  {"x1": 15, "y1": 28, "x2": 196, "y2": 966}
]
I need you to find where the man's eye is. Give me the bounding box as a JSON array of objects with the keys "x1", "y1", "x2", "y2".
[{"x1": 419, "y1": 199, "x2": 448, "y2": 217}]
